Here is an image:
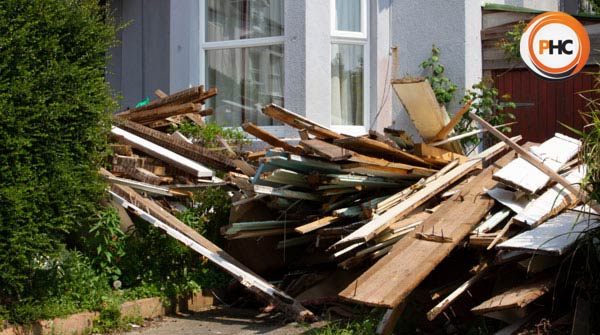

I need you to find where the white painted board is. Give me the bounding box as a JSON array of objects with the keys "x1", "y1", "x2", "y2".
[
  {"x1": 111, "y1": 126, "x2": 214, "y2": 178},
  {"x1": 498, "y1": 206, "x2": 599, "y2": 255},
  {"x1": 493, "y1": 133, "x2": 581, "y2": 194},
  {"x1": 514, "y1": 166, "x2": 586, "y2": 227}
]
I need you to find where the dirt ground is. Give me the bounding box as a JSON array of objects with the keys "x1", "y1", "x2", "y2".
[{"x1": 128, "y1": 308, "x2": 325, "y2": 335}]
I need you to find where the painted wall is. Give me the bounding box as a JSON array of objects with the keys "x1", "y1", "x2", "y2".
[
  {"x1": 391, "y1": 0, "x2": 482, "y2": 140},
  {"x1": 107, "y1": 0, "x2": 171, "y2": 110},
  {"x1": 170, "y1": 1, "x2": 200, "y2": 94},
  {"x1": 369, "y1": 0, "x2": 394, "y2": 133},
  {"x1": 483, "y1": 0, "x2": 560, "y2": 11}
]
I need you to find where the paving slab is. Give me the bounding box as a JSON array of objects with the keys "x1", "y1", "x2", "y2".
[{"x1": 128, "y1": 308, "x2": 316, "y2": 335}]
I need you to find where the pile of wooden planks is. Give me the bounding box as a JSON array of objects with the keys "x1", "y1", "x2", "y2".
[{"x1": 101, "y1": 81, "x2": 599, "y2": 334}]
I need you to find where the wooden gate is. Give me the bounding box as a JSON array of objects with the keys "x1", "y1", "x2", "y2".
[{"x1": 492, "y1": 66, "x2": 598, "y2": 143}]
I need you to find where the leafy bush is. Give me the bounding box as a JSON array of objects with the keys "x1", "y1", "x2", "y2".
[
  {"x1": 0, "y1": 0, "x2": 117, "y2": 306},
  {"x1": 458, "y1": 79, "x2": 516, "y2": 149},
  {"x1": 9, "y1": 249, "x2": 113, "y2": 324},
  {"x1": 117, "y1": 188, "x2": 232, "y2": 301}
]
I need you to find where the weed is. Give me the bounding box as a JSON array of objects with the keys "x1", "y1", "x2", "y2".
[
  {"x1": 420, "y1": 45, "x2": 459, "y2": 107},
  {"x1": 458, "y1": 78, "x2": 516, "y2": 149},
  {"x1": 87, "y1": 207, "x2": 126, "y2": 281},
  {"x1": 171, "y1": 121, "x2": 249, "y2": 151},
  {"x1": 496, "y1": 21, "x2": 527, "y2": 63}
]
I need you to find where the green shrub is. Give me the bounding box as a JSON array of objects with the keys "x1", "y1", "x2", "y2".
[{"x1": 0, "y1": 0, "x2": 117, "y2": 305}]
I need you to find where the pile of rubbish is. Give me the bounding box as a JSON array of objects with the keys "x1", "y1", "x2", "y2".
[{"x1": 104, "y1": 79, "x2": 598, "y2": 334}]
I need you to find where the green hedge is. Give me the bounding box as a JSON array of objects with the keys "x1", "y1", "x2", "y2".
[{"x1": 0, "y1": 0, "x2": 117, "y2": 304}]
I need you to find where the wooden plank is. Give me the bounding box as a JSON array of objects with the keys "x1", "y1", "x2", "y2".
[
  {"x1": 295, "y1": 216, "x2": 340, "y2": 234},
  {"x1": 413, "y1": 143, "x2": 468, "y2": 165},
  {"x1": 428, "y1": 122, "x2": 517, "y2": 147},
  {"x1": 514, "y1": 166, "x2": 585, "y2": 227},
  {"x1": 427, "y1": 263, "x2": 490, "y2": 320},
  {"x1": 337, "y1": 147, "x2": 516, "y2": 308},
  {"x1": 120, "y1": 103, "x2": 196, "y2": 124},
  {"x1": 376, "y1": 303, "x2": 406, "y2": 335},
  {"x1": 127, "y1": 167, "x2": 163, "y2": 185},
  {"x1": 375, "y1": 159, "x2": 460, "y2": 214},
  {"x1": 472, "y1": 209, "x2": 511, "y2": 234},
  {"x1": 111, "y1": 126, "x2": 214, "y2": 178},
  {"x1": 427, "y1": 100, "x2": 472, "y2": 143},
  {"x1": 471, "y1": 278, "x2": 554, "y2": 314},
  {"x1": 340, "y1": 163, "x2": 427, "y2": 180},
  {"x1": 572, "y1": 297, "x2": 591, "y2": 335},
  {"x1": 492, "y1": 133, "x2": 581, "y2": 194},
  {"x1": 254, "y1": 185, "x2": 323, "y2": 202},
  {"x1": 299, "y1": 139, "x2": 352, "y2": 161},
  {"x1": 497, "y1": 206, "x2": 599, "y2": 255},
  {"x1": 331, "y1": 139, "x2": 515, "y2": 248},
  {"x1": 347, "y1": 154, "x2": 437, "y2": 177},
  {"x1": 101, "y1": 169, "x2": 312, "y2": 321},
  {"x1": 333, "y1": 136, "x2": 430, "y2": 167},
  {"x1": 242, "y1": 122, "x2": 304, "y2": 155},
  {"x1": 391, "y1": 78, "x2": 463, "y2": 153},
  {"x1": 113, "y1": 118, "x2": 237, "y2": 171},
  {"x1": 369, "y1": 130, "x2": 401, "y2": 149},
  {"x1": 118, "y1": 86, "x2": 216, "y2": 116},
  {"x1": 262, "y1": 104, "x2": 344, "y2": 140}
]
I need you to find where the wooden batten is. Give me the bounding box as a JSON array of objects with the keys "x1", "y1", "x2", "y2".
[
  {"x1": 120, "y1": 103, "x2": 196, "y2": 124},
  {"x1": 262, "y1": 104, "x2": 345, "y2": 140},
  {"x1": 242, "y1": 122, "x2": 305, "y2": 155},
  {"x1": 333, "y1": 136, "x2": 430, "y2": 167},
  {"x1": 299, "y1": 139, "x2": 352, "y2": 161}
]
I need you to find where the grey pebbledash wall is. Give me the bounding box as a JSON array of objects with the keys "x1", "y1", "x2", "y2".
[
  {"x1": 108, "y1": 0, "x2": 171, "y2": 110},
  {"x1": 390, "y1": 0, "x2": 482, "y2": 140}
]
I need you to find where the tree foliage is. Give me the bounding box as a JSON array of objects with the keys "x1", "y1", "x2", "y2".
[{"x1": 0, "y1": 0, "x2": 117, "y2": 304}]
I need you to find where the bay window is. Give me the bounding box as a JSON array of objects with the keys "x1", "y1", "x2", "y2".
[
  {"x1": 201, "y1": 0, "x2": 284, "y2": 127},
  {"x1": 331, "y1": 0, "x2": 368, "y2": 129}
]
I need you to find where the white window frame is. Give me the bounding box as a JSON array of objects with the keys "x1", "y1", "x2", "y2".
[
  {"x1": 199, "y1": 0, "x2": 289, "y2": 138},
  {"x1": 330, "y1": 0, "x2": 369, "y2": 136}
]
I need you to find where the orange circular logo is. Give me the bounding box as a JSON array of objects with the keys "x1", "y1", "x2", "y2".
[{"x1": 520, "y1": 12, "x2": 590, "y2": 80}]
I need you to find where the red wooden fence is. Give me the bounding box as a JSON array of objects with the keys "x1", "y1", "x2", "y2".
[{"x1": 492, "y1": 65, "x2": 599, "y2": 143}]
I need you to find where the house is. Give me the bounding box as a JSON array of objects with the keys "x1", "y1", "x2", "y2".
[{"x1": 107, "y1": 0, "x2": 578, "y2": 142}]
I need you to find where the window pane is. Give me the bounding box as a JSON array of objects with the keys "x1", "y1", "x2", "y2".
[
  {"x1": 205, "y1": 45, "x2": 284, "y2": 126},
  {"x1": 335, "y1": 0, "x2": 361, "y2": 32},
  {"x1": 331, "y1": 44, "x2": 364, "y2": 126},
  {"x1": 206, "y1": 0, "x2": 284, "y2": 42}
]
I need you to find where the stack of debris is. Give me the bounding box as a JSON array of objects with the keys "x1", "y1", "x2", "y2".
[{"x1": 103, "y1": 79, "x2": 599, "y2": 334}]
